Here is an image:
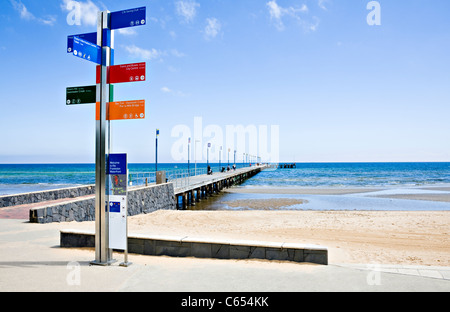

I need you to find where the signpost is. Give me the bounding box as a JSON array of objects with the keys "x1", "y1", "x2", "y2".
[{"x1": 66, "y1": 6, "x2": 147, "y2": 266}]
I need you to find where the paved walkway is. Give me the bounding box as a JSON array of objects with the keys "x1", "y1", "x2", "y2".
[
  {"x1": 0, "y1": 195, "x2": 95, "y2": 220},
  {"x1": 0, "y1": 219, "x2": 449, "y2": 292}
]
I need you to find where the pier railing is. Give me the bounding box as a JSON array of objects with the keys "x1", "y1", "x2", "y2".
[
  {"x1": 128, "y1": 168, "x2": 208, "y2": 188},
  {"x1": 128, "y1": 164, "x2": 258, "y2": 188}
]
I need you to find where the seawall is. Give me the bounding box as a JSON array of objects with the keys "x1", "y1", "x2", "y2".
[{"x1": 28, "y1": 183, "x2": 176, "y2": 223}]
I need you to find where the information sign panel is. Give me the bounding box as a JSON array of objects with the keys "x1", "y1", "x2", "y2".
[
  {"x1": 110, "y1": 62, "x2": 146, "y2": 84},
  {"x1": 67, "y1": 32, "x2": 96, "y2": 53},
  {"x1": 73, "y1": 36, "x2": 102, "y2": 65},
  {"x1": 67, "y1": 29, "x2": 113, "y2": 53},
  {"x1": 66, "y1": 85, "x2": 96, "y2": 105},
  {"x1": 109, "y1": 195, "x2": 127, "y2": 250},
  {"x1": 96, "y1": 100, "x2": 145, "y2": 121},
  {"x1": 96, "y1": 63, "x2": 145, "y2": 84},
  {"x1": 110, "y1": 7, "x2": 146, "y2": 30},
  {"x1": 108, "y1": 153, "x2": 127, "y2": 251},
  {"x1": 108, "y1": 153, "x2": 127, "y2": 196}
]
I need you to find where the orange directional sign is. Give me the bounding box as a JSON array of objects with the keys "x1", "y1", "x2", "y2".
[{"x1": 96, "y1": 100, "x2": 145, "y2": 121}]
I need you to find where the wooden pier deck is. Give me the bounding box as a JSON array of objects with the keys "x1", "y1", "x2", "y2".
[{"x1": 173, "y1": 165, "x2": 267, "y2": 210}]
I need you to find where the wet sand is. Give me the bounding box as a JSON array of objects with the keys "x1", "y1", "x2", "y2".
[{"x1": 223, "y1": 187, "x2": 382, "y2": 195}]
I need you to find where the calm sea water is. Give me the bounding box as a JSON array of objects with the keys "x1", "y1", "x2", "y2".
[
  {"x1": 241, "y1": 162, "x2": 450, "y2": 188},
  {"x1": 1, "y1": 162, "x2": 450, "y2": 196}
]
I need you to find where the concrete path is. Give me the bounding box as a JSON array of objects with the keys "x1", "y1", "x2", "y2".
[{"x1": 0, "y1": 219, "x2": 449, "y2": 292}]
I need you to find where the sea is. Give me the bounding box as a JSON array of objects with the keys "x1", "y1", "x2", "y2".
[
  {"x1": 1, "y1": 162, "x2": 450, "y2": 196},
  {"x1": 2, "y1": 162, "x2": 450, "y2": 211}
]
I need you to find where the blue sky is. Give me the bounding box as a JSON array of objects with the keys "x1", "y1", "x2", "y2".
[{"x1": 0, "y1": 0, "x2": 449, "y2": 163}]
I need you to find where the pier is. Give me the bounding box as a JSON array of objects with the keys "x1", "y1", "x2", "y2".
[
  {"x1": 173, "y1": 165, "x2": 266, "y2": 210},
  {"x1": 268, "y1": 163, "x2": 297, "y2": 169},
  {"x1": 0, "y1": 165, "x2": 268, "y2": 223}
]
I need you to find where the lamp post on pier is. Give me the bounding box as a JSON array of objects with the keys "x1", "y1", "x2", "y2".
[
  {"x1": 155, "y1": 129, "x2": 159, "y2": 172},
  {"x1": 219, "y1": 146, "x2": 222, "y2": 172},
  {"x1": 188, "y1": 137, "x2": 191, "y2": 176}
]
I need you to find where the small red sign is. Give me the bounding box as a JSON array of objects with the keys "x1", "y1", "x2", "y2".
[{"x1": 96, "y1": 62, "x2": 146, "y2": 84}]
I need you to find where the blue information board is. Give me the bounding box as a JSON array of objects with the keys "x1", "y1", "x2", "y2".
[
  {"x1": 108, "y1": 154, "x2": 127, "y2": 175},
  {"x1": 73, "y1": 36, "x2": 102, "y2": 65},
  {"x1": 110, "y1": 7, "x2": 146, "y2": 30}
]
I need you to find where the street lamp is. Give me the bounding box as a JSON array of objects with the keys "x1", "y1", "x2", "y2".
[
  {"x1": 155, "y1": 129, "x2": 159, "y2": 172},
  {"x1": 207, "y1": 142, "x2": 211, "y2": 168},
  {"x1": 219, "y1": 146, "x2": 222, "y2": 172},
  {"x1": 194, "y1": 139, "x2": 200, "y2": 176},
  {"x1": 188, "y1": 137, "x2": 191, "y2": 176}
]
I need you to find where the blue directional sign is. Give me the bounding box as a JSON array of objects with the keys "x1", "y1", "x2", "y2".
[
  {"x1": 67, "y1": 29, "x2": 113, "y2": 54},
  {"x1": 67, "y1": 32, "x2": 97, "y2": 53},
  {"x1": 110, "y1": 6, "x2": 146, "y2": 30},
  {"x1": 72, "y1": 36, "x2": 102, "y2": 65}
]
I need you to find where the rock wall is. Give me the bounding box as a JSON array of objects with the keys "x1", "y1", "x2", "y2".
[{"x1": 29, "y1": 183, "x2": 176, "y2": 223}]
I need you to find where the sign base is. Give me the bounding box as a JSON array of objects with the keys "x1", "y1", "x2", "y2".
[
  {"x1": 119, "y1": 261, "x2": 132, "y2": 267},
  {"x1": 90, "y1": 259, "x2": 117, "y2": 266}
]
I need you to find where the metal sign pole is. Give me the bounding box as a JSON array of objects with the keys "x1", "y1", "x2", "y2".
[{"x1": 92, "y1": 10, "x2": 113, "y2": 265}]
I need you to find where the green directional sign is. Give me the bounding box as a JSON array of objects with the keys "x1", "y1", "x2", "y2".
[
  {"x1": 66, "y1": 85, "x2": 96, "y2": 105},
  {"x1": 66, "y1": 85, "x2": 114, "y2": 105}
]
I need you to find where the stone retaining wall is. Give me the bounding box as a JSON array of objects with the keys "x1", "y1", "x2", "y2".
[
  {"x1": 30, "y1": 183, "x2": 176, "y2": 223},
  {"x1": 0, "y1": 185, "x2": 95, "y2": 208},
  {"x1": 60, "y1": 230, "x2": 328, "y2": 265}
]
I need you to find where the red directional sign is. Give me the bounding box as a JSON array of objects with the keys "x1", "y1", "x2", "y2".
[{"x1": 96, "y1": 62, "x2": 146, "y2": 84}]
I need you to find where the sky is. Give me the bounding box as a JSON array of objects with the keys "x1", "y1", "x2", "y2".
[{"x1": 0, "y1": 0, "x2": 449, "y2": 164}]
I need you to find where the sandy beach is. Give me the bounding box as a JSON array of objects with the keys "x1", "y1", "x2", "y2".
[{"x1": 124, "y1": 187, "x2": 450, "y2": 266}]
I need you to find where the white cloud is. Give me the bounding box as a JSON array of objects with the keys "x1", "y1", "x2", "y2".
[
  {"x1": 124, "y1": 45, "x2": 163, "y2": 61},
  {"x1": 10, "y1": 0, "x2": 56, "y2": 26},
  {"x1": 169, "y1": 31, "x2": 177, "y2": 39},
  {"x1": 161, "y1": 86, "x2": 189, "y2": 97},
  {"x1": 318, "y1": 0, "x2": 330, "y2": 11},
  {"x1": 266, "y1": 0, "x2": 319, "y2": 32},
  {"x1": 61, "y1": 0, "x2": 99, "y2": 27},
  {"x1": 170, "y1": 49, "x2": 186, "y2": 58},
  {"x1": 175, "y1": 0, "x2": 200, "y2": 23},
  {"x1": 117, "y1": 28, "x2": 137, "y2": 36},
  {"x1": 204, "y1": 18, "x2": 221, "y2": 40}
]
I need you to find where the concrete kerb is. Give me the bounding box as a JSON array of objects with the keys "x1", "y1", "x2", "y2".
[{"x1": 60, "y1": 230, "x2": 328, "y2": 265}]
